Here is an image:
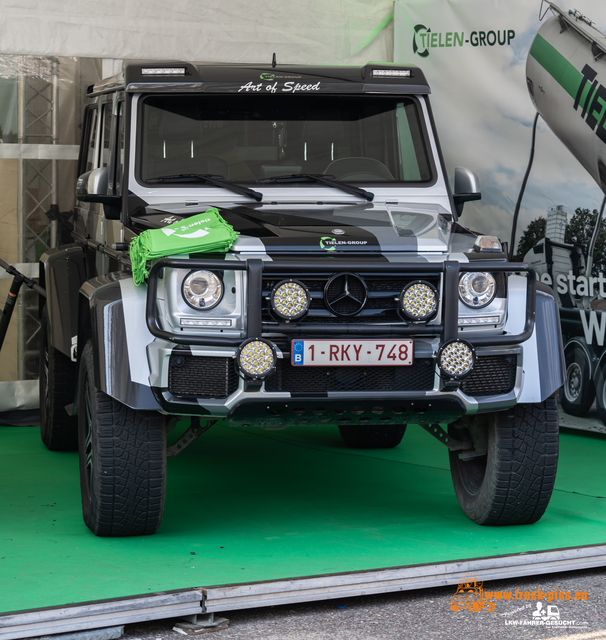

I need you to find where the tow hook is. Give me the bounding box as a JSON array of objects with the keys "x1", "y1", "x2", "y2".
[{"x1": 420, "y1": 423, "x2": 473, "y2": 452}]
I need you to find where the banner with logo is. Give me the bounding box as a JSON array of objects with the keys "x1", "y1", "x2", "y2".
[{"x1": 395, "y1": 0, "x2": 606, "y2": 430}]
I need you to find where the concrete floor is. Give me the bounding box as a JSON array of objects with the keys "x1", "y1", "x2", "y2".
[{"x1": 110, "y1": 567, "x2": 606, "y2": 640}]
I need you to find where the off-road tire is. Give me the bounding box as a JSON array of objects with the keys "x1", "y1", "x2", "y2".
[
  {"x1": 78, "y1": 341, "x2": 166, "y2": 536},
  {"x1": 449, "y1": 395, "x2": 559, "y2": 526},
  {"x1": 560, "y1": 345, "x2": 595, "y2": 416},
  {"x1": 39, "y1": 306, "x2": 78, "y2": 451},
  {"x1": 338, "y1": 424, "x2": 406, "y2": 449}
]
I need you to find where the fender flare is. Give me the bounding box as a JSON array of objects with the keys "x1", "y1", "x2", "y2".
[
  {"x1": 39, "y1": 244, "x2": 87, "y2": 358},
  {"x1": 516, "y1": 282, "x2": 565, "y2": 403},
  {"x1": 79, "y1": 273, "x2": 161, "y2": 411}
]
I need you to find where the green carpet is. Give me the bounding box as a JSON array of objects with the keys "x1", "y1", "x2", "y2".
[{"x1": 0, "y1": 423, "x2": 605, "y2": 614}]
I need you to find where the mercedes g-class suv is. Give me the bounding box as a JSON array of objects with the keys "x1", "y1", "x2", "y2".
[{"x1": 39, "y1": 61, "x2": 564, "y2": 536}]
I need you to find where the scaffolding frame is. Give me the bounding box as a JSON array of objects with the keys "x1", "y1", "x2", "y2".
[{"x1": 17, "y1": 56, "x2": 59, "y2": 380}]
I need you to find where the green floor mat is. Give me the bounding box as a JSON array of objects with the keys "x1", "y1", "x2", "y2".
[{"x1": 0, "y1": 424, "x2": 605, "y2": 614}]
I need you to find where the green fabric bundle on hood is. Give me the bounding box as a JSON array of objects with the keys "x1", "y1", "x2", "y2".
[{"x1": 130, "y1": 208, "x2": 239, "y2": 285}]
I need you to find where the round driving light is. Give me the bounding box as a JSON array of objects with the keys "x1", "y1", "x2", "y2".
[
  {"x1": 400, "y1": 281, "x2": 438, "y2": 321},
  {"x1": 438, "y1": 340, "x2": 475, "y2": 378},
  {"x1": 182, "y1": 270, "x2": 223, "y2": 310},
  {"x1": 459, "y1": 272, "x2": 496, "y2": 308},
  {"x1": 271, "y1": 279, "x2": 310, "y2": 321},
  {"x1": 236, "y1": 339, "x2": 277, "y2": 380}
]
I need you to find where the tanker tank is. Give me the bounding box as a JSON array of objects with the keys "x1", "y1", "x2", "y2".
[{"x1": 526, "y1": 1, "x2": 606, "y2": 193}]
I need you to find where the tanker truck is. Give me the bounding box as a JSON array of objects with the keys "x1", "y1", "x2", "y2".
[{"x1": 525, "y1": 1, "x2": 606, "y2": 423}]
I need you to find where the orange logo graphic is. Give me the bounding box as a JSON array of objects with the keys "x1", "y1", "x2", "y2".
[{"x1": 450, "y1": 574, "x2": 496, "y2": 613}]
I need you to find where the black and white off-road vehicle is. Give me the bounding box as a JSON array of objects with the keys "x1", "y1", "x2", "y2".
[{"x1": 39, "y1": 61, "x2": 564, "y2": 536}]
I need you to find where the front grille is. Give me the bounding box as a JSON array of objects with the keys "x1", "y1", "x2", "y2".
[
  {"x1": 168, "y1": 355, "x2": 239, "y2": 399},
  {"x1": 262, "y1": 274, "x2": 441, "y2": 324},
  {"x1": 461, "y1": 355, "x2": 517, "y2": 396},
  {"x1": 324, "y1": 273, "x2": 367, "y2": 316},
  {"x1": 265, "y1": 358, "x2": 435, "y2": 393}
]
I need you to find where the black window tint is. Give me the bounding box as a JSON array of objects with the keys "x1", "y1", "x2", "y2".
[
  {"x1": 84, "y1": 108, "x2": 99, "y2": 173},
  {"x1": 100, "y1": 102, "x2": 113, "y2": 169},
  {"x1": 115, "y1": 102, "x2": 125, "y2": 195},
  {"x1": 139, "y1": 95, "x2": 433, "y2": 184}
]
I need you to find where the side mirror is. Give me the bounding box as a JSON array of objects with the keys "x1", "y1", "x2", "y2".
[
  {"x1": 77, "y1": 167, "x2": 108, "y2": 197},
  {"x1": 76, "y1": 167, "x2": 121, "y2": 219},
  {"x1": 453, "y1": 167, "x2": 481, "y2": 217}
]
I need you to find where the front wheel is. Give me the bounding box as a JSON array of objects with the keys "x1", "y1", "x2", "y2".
[
  {"x1": 449, "y1": 396, "x2": 559, "y2": 526},
  {"x1": 338, "y1": 424, "x2": 406, "y2": 449},
  {"x1": 78, "y1": 341, "x2": 166, "y2": 536}
]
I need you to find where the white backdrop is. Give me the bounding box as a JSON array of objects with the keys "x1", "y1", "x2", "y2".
[{"x1": 0, "y1": 1, "x2": 394, "y2": 65}]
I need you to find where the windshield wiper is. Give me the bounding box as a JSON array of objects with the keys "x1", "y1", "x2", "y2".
[
  {"x1": 146, "y1": 173, "x2": 263, "y2": 202},
  {"x1": 257, "y1": 174, "x2": 374, "y2": 202}
]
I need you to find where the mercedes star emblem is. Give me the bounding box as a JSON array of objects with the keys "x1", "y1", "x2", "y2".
[{"x1": 324, "y1": 273, "x2": 368, "y2": 317}]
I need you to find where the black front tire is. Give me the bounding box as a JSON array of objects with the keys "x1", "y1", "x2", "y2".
[
  {"x1": 560, "y1": 345, "x2": 595, "y2": 416},
  {"x1": 78, "y1": 341, "x2": 166, "y2": 536},
  {"x1": 39, "y1": 306, "x2": 78, "y2": 451},
  {"x1": 338, "y1": 424, "x2": 406, "y2": 449},
  {"x1": 449, "y1": 396, "x2": 559, "y2": 526}
]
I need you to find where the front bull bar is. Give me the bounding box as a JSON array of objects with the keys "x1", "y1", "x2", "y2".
[{"x1": 145, "y1": 258, "x2": 537, "y2": 349}]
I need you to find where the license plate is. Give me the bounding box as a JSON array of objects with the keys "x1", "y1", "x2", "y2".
[{"x1": 291, "y1": 339, "x2": 413, "y2": 366}]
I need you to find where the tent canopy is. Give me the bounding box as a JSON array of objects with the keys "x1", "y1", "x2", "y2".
[{"x1": 0, "y1": 1, "x2": 394, "y2": 65}]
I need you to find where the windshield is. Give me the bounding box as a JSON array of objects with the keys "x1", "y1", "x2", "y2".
[{"x1": 138, "y1": 95, "x2": 433, "y2": 185}]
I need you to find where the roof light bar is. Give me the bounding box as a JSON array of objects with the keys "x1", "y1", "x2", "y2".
[
  {"x1": 141, "y1": 67, "x2": 187, "y2": 76},
  {"x1": 372, "y1": 69, "x2": 412, "y2": 77}
]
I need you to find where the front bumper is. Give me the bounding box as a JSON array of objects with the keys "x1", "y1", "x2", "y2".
[
  {"x1": 145, "y1": 257, "x2": 534, "y2": 424},
  {"x1": 148, "y1": 339, "x2": 523, "y2": 425}
]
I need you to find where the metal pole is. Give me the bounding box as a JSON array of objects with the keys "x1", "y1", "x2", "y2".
[
  {"x1": 586, "y1": 196, "x2": 606, "y2": 280},
  {"x1": 17, "y1": 56, "x2": 27, "y2": 380},
  {"x1": 50, "y1": 57, "x2": 59, "y2": 248},
  {"x1": 17, "y1": 57, "x2": 26, "y2": 261}
]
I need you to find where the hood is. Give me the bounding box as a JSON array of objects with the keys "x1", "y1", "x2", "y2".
[{"x1": 130, "y1": 202, "x2": 453, "y2": 254}]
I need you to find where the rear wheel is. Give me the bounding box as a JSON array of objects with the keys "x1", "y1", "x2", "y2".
[
  {"x1": 449, "y1": 396, "x2": 559, "y2": 525},
  {"x1": 39, "y1": 307, "x2": 78, "y2": 451},
  {"x1": 78, "y1": 341, "x2": 166, "y2": 536},
  {"x1": 338, "y1": 424, "x2": 406, "y2": 449},
  {"x1": 594, "y1": 363, "x2": 606, "y2": 425},
  {"x1": 560, "y1": 345, "x2": 595, "y2": 416}
]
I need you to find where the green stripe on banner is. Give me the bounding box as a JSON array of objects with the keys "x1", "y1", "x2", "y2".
[{"x1": 529, "y1": 33, "x2": 583, "y2": 100}]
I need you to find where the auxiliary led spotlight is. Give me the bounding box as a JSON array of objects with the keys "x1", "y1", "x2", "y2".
[
  {"x1": 438, "y1": 339, "x2": 475, "y2": 379},
  {"x1": 400, "y1": 281, "x2": 438, "y2": 321},
  {"x1": 271, "y1": 279, "x2": 310, "y2": 321},
  {"x1": 236, "y1": 338, "x2": 277, "y2": 380}
]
